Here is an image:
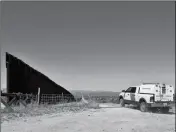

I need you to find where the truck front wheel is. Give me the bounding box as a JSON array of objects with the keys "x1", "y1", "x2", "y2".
[{"x1": 119, "y1": 98, "x2": 125, "y2": 107}]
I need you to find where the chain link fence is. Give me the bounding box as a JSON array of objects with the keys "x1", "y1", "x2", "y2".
[
  {"x1": 39, "y1": 94, "x2": 119, "y2": 104},
  {"x1": 40, "y1": 94, "x2": 75, "y2": 104}
]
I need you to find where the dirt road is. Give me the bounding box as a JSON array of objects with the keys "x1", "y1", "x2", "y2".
[{"x1": 2, "y1": 105, "x2": 175, "y2": 132}]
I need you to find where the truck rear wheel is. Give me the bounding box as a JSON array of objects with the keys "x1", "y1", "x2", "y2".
[
  {"x1": 119, "y1": 98, "x2": 125, "y2": 107},
  {"x1": 140, "y1": 102, "x2": 148, "y2": 112}
]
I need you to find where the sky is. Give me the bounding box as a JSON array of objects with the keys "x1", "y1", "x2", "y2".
[{"x1": 1, "y1": 2, "x2": 175, "y2": 92}]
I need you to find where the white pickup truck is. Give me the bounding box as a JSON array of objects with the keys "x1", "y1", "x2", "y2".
[{"x1": 119, "y1": 83, "x2": 175, "y2": 112}]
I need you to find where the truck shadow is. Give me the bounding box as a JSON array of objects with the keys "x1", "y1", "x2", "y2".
[
  {"x1": 148, "y1": 108, "x2": 175, "y2": 115},
  {"x1": 125, "y1": 105, "x2": 175, "y2": 115}
]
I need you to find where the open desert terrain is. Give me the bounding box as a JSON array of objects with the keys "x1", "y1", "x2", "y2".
[{"x1": 1, "y1": 103, "x2": 175, "y2": 132}]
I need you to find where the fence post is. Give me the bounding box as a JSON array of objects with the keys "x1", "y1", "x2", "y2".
[
  {"x1": 37, "y1": 87, "x2": 40, "y2": 105},
  {"x1": 62, "y1": 93, "x2": 63, "y2": 102}
]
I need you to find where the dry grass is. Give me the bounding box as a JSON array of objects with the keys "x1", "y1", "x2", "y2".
[{"x1": 1, "y1": 98, "x2": 100, "y2": 123}]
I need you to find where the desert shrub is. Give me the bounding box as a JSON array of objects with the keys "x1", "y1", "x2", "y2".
[
  {"x1": 1, "y1": 98, "x2": 100, "y2": 123},
  {"x1": 86, "y1": 96, "x2": 119, "y2": 104}
]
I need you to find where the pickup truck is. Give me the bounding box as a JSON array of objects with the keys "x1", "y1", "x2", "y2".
[{"x1": 119, "y1": 83, "x2": 175, "y2": 112}]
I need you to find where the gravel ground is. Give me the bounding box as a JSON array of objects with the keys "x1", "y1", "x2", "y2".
[{"x1": 1, "y1": 103, "x2": 175, "y2": 132}]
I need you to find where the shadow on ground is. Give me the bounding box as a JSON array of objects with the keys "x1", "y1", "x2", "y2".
[
  {"x1": 149, "y1": 108, "x2": 175, "y2": 115},
  {"x1": 125, "y1": 105, "x2": 175, "y2": 115}
]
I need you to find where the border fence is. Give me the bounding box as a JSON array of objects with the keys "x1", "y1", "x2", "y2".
[
  {"x1": 40, "y1": 94, "x2": 119, "y2": 104},
  {"x1": 1, "y1": 91, "x2": 175, "y2": 113},
  {"x1": 1, "y1": 91, "x2": 120, "y2": 112},
  {"x1": 40, "y1": 94, "x2": 76, "y2": 104},
  {"x1": 1, "y1": 92, "x2": 38, "y2": 112}
]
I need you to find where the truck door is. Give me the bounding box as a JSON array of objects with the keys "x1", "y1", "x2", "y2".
[
  {"x1": 130, "y1": 87, "x2": 137, "y2": 102},
  {"x1": 161, "y1": 84, "x2": 174, "y2": 101},
  {"x1": 124, "y1": 87, "x2": 132, "y2": 103},
  {"x1": 154, "y1": 84, "x2": 161, "y2": 101},
  {"x1": 165, "y1": 85, "x2": 174, "y2": 101},
  {"x1": 154, "y1": 84, "x2": 174, "y2": 102}
]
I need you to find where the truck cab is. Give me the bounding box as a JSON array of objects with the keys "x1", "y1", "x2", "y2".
[{"x1": 119, "y1": 83, "x2": 175, "y2": 112}]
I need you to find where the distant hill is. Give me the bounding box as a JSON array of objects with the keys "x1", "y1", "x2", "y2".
[{"x1": 70, "y1": 90, "x2": 120, "y2": 98}]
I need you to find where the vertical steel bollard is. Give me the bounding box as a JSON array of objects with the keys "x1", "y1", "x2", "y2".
[{"x1": 37, "y1": 87, "x2": 40, "y2": 105}]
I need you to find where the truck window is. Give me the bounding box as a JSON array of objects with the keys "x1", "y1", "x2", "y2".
[
  {"x1": 131, "y1": 87, "x2": 136, "y2": 93},
  {"x1": 126, "y1": 87, "x2": 132, "y2": 92}
]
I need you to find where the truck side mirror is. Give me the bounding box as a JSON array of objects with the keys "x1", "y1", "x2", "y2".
[{"x1": 122, "y1": 90, "x2": 125, "y2": 92}]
